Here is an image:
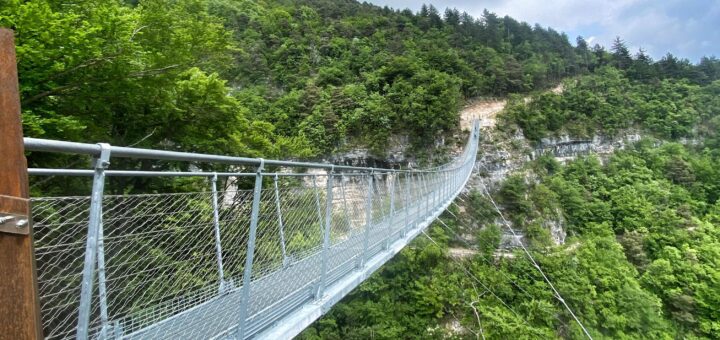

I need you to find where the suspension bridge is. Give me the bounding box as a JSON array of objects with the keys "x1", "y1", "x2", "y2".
[{"x1": 18, "y1": 117, "x2": 481, "y2": 340}]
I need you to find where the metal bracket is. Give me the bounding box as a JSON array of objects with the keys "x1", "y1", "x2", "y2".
[
  {"x1": 0, "y1": 212, "x2": 29, "y2": 235},
  {"x1": 93, "y1": 143, "x2": 111, "y2": 170},
  {"x1": 0, "y1": 195, "x2": 30, "y2": 235}
]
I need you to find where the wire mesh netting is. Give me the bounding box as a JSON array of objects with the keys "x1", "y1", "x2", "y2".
[{"x1": 32, "y1": 196, "x2": 92, "y2": 340}]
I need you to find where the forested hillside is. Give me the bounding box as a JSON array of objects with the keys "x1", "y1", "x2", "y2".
[
  {"x1": 299, "y1": 142, "x2": 720, "y2": 339},
  {"x1": 4, "y1": 0, "x2": 598, "y2": 159},
  {"x1": 5, "y1": 0, "x2": 717, "y2": 158}
]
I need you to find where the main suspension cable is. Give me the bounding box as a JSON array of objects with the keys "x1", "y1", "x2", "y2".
[
  {"x1": 442, "y1": 199, "x2": 569, "y2": 326},
  {"x1": 434, "y1": 218, "x2": 534, "y2": 300},
  {"x1": 420, "y1": 230, "x2": 527, "y2": 322},
  {"x1": 475, "y1": 170, "x2": 594, "y2": 339}
]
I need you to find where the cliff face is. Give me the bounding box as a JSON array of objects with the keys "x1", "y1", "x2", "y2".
[
  {"x1": 533, "y1": 132, "x2": 643, "y2": 162},
  {"x1": 318, "y1": 92, "x2": 648, "y2": 249},
  {"x1": 329, "y1": 135, "x2": 414, "y2": 169},
  {"x1": 469, "y1": 125, "x2": 647, "y2": 247},
  {"x1": 474, "y1": 128, "x2": 645, "y2": 189}
]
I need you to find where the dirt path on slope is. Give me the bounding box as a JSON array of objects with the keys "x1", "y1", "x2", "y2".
[
  {"x1": 459, "y1": 98, "x2": 507, "y2": 130},
  {"x1": 459, "y1": 83, "x2": 565, "y2": 131}
]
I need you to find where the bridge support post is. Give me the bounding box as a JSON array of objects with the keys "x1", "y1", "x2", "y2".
[
  {"x1": 236, "y1": 159, "x2": 264, "y2": 339},
  {"x1": 359, "y1": 173, "x2": 373, "y2": 268},
  {"x1": 401, "y1": 173, "x2": 409, "y2": 238},
  {"x1": 312, "y1": 175, "x2": 323, "y2": 235},
  {"x1": 76, "y1": 143, "x2": 110, "y2": 340},
  {"x1": 385, "y1": 171, "x2": 395, "y2": 249},
  {"x1": 440, "y1": 172, "x2": 444, "y2": 202},
  {"x1": 444, "y1": 171, "x2": 448, "y2": 203},
  {"x1": 316, "y1": 166, "x2": 334, "y2": 299},
  {"x1": 272, "y1": 174, "x2": 288, "y2": 268},
  {"x1": 438, "y1": 172, "x2": 443, "y2": 207},
  {"x1": 432, "y1": 173, "x2": 436, "y2": 209},
  {"x1": 433, "y1": 173, "x2": 438, "y2": 209},
  {"x1": 411, "y1": 173, "x2": 420, "y2": 232},
  {"x1": 450, "y1": 172, "x2": 454, "y2": 197},
  {"x1": 422, "y1": 173, "x2": 429, "y2": 221},
  {"x1": 0, "y1": 28, "x2": 42, "y2": 340},
  {"x1": 210, "y1": 173, "x2": 227, "y2": 293},
  {"x1": 339, "y1": 174, "x2": 352, "y2": 237}
]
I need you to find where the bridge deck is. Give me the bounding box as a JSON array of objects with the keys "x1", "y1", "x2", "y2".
[{"x1": 125, "y1": 203, "x2": 433, "y2": 339}]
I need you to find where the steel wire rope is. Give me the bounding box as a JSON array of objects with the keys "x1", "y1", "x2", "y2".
[
  {"x1": 29, "y1": 131, "x2": 160, "y2": 189},
  {"x1": 420, "y1": 229, "x2": 529, "y2": 324},
  {"x1": 434, "y1": 217, "x2": 534, "y2": 300},
  {"x1": 475, "y1": 165, "x2": 594, "y2": 340},
  {"x1": 436, "y1": 206, "x2": 568, "y2": 326}
]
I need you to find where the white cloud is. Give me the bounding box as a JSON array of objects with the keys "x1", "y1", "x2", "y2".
[{"x1": 486, "y1": 0, "x2": 642, "y2": 30}]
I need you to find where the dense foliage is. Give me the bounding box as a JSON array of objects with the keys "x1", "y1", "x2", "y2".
[
  {"x1": 214, "y1": 0, "x2": 585, "y2": 153},
  {"x1": 505, "y1": 38, "x2": 720, "y2": 142},
  {"x1": 3, "y1": 0, "x2": 597, "y2": 160},
  {"x1": 3, "y1": 0, "x2": 719, "y2": 338}
]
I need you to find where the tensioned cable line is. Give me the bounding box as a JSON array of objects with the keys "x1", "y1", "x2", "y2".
[
  {"x1": 475, "y1": 168, "x2": 594, "y2": 340},
  {"x1": 29, "y1": 131, "x2": 158, "y2": 189},
  {"x1": 439, "y1": 202, "x2": 568, "y2": 326},
  {"x1": 420, "y1": 230, "x2": 527, "y2": 322},
  {"x1": 434, "y1": 217, "x2": 535, "y2": 300}
]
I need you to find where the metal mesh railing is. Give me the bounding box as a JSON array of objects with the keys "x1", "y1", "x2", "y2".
[
  {"x1": 27, "y1": 121, "x2": 480, "y2": 339},
  {"x1": 33, "y1": 196, "x2": 92, "y2": 340}
]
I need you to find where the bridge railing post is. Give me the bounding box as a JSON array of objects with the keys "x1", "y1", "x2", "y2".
[
  {"x1": 339, "y1": 174, "x2": 351, "y2": 237},
  {"x1": 440, "y1": 172, "x2": 444, "y2": 202},
  {"x1": 445, "y1": 170, "x2": 455, "y2": 196},
  {"x1": 316, "y1": 166, "x2": 334, "y2": 299},
  {"x1": 442, "y1": 171, "x2": 447, "y2": 201},
  {"x1": 210, "y1": 173, "x2": 227, "y2": 293},
  {"x1": 453, "y1": 170, "x2": 457, "y2": 194},
  {"x1": 385, "y1": 170, "x2": 395, "y2": 249},
  {"x1": 444, "y1": 170, "x2": 449, "y2": 201},
  {"x1": 312, "y1": 175, "x2": 323, "y2": 235},
  {"x1": 425, "y1": 172, "x2": 434, "y2": 217},
  {"x1": 272, "y1": 174, "x2": 288, "y2": 268},
  {"x1": 438, "y1": 171, "x2": 442, "y2": 204},
  {"x1": 76, "y1": 143, "x2": 110, "y2": 340},
  {"x1": 236, "y1": 159, "x2": 264, "y2": 339},
  {"x1": 402, "y1": 172, "x2": 409, "y2": 238},
  {"x1": 425, "y1": 172, "x2": 433, "y2": 211},
  {"x1": 359, "y1": 172, "x2": 373, "y2": 268},
  {"x1": 434, "y1": 172, "x2": 439, "y2": 209},
  {"x1": 409, "y1": 173, "x2": 415, "y2": 227},
  {"x1": 411, "y1": 173, "x2": 420, "y2": 232},
  {"x1": 422, "y1": 172, "x2": 429, "y2": 221}
]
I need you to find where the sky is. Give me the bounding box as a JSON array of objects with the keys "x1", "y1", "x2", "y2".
[{"x1": 367, "y1": 0, "x2": 720, "y2": 62}]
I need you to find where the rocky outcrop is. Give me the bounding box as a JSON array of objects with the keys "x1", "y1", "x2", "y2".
[
  {"x1": 533, "y1": 131, "x2": 643, "y2": 163},
  {"x1": 469, "y1": 126, "x2": 645, "y2": 247},
  {"x1": 330, "y1": 135, "x2": 414, "y2": 169}
]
